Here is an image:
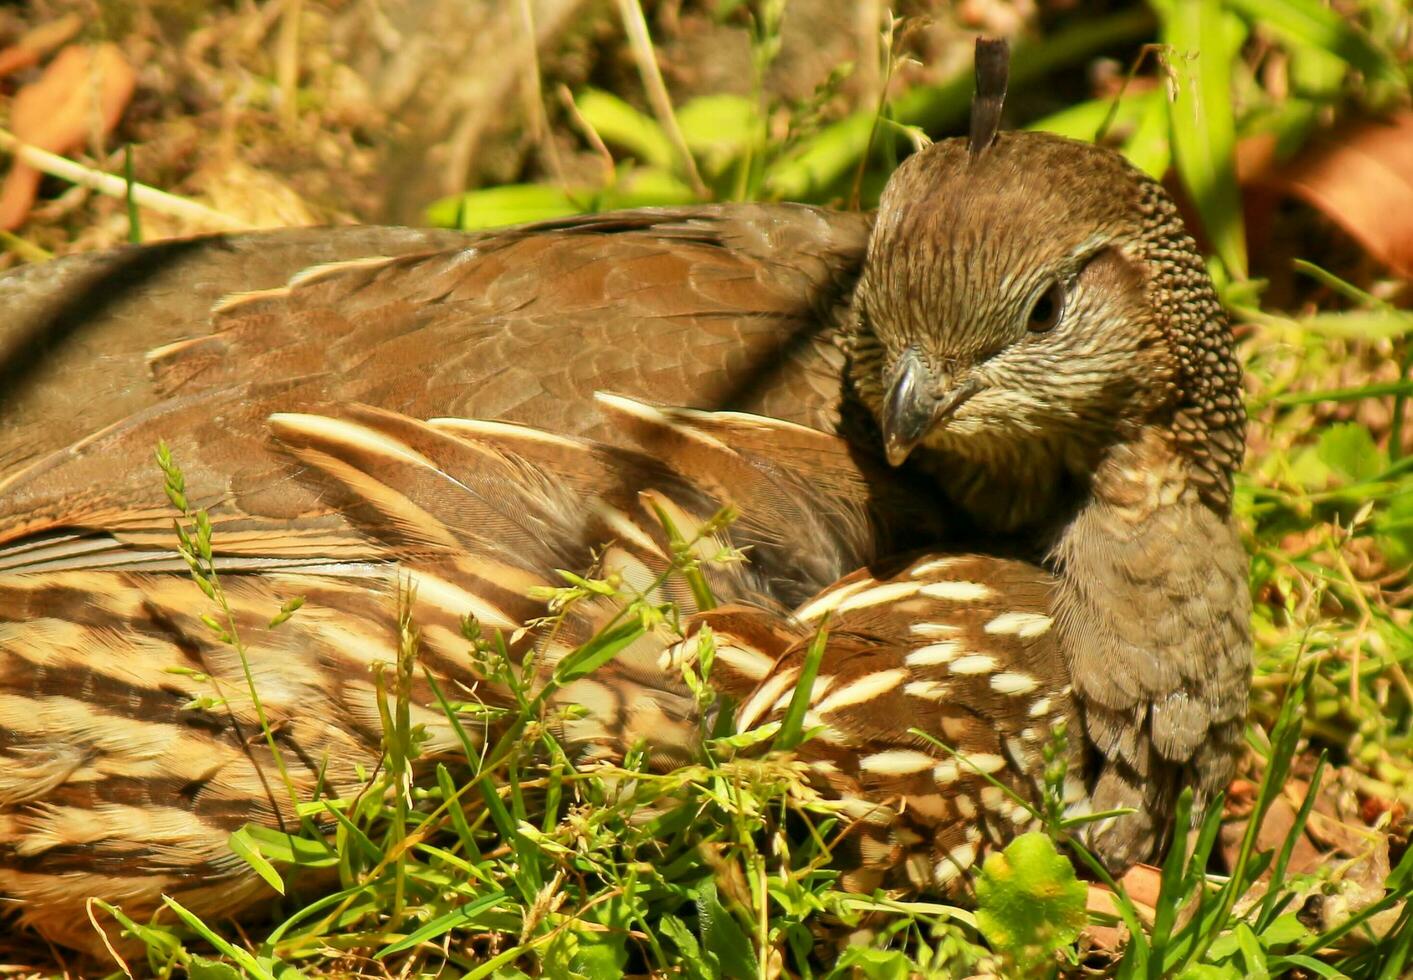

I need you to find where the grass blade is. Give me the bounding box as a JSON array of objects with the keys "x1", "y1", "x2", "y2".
[
  {"x1": 1161, "y1": 0, "x2": 1248, "y2": 279},
  {"x1": 162, "y1": 895, "x2": 278, "y2": 980},
  {"x1": 1146, "y1": 788, "x2": 1194, "y2": 977},
  {"x1": 553, "y1": 619, "x2": 646, "y2": 685},
  {"x1": 775, "y1": 624, "x2": 827, "y2": 751},
  {"x1": 575, "y1": 87, "x2": 675, "y2": 170},
  {"x1": 1224, "y1": 0, "x2": 1401, "y2": 85},
  {"x1": 228, "y1": 827, "x2": 286, "y2": 896},
  {"x1": 375, "y1": 888, "x2": 508, "y2": 958},
  {"x1": 1258, "y1": 752, "x2": 1327, "y2": 930}
]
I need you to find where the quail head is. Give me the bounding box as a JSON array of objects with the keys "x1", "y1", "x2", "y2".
[{"x1": 843, "y1": 52, "x2": 1251, "y2": 869}]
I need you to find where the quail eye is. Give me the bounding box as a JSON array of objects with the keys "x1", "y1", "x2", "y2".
[{"x1": 1025, "y1": 281, "x2": 1066, "y2": 333}]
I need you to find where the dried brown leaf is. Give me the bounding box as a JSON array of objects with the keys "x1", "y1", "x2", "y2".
[
  {"x1": 1220, "y1": 793, "x2": 1325, "y2": 878},
  {"x1": 1253, "y1": 113, "x2": 1413, "y2": 279},
  {"x1": 0, "y1": 43, "x2": 135, "y2": 230},
  {"x1": 0, "y1": 13, "x2": 82, "y2": 79},
  {"x1": 1082, "y1": 863, "x2": 1159, "y2": 952}
]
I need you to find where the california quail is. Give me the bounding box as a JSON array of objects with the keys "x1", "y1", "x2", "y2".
[{"x1": 0, "y1": 38, "x2": 1250, "y2": 950}]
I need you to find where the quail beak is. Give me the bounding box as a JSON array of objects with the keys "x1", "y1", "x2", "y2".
[{"x1": 881, "y1": 348, "x2": 980, "y2": 467}]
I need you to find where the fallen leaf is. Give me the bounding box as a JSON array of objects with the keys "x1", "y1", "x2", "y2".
[
  {"x1": 1219, "y1": 793, "x2": 1325, "y2": 879},
  {"x1": 1082, "y1": 863, "x2": 1160, "y2": 953},
  {"x1": 1246, "y1": 112, "x2": 1413, "y2": 279},
  {"x1": 1218, "y1": 766, "x2": 1403, "y2": 940},
  {"x1": 0, "y1": 43, "x2": 136, "y2": 230},
  {"x1": 0, "y1": 14, "x2": 82, "y2": 79}
]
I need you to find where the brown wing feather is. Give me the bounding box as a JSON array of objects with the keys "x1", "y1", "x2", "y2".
[
  {"x1": 0, "y1": 227, "x2": 473, "y2": 478},
  {"x1": 0, "y1": 204, "x2": 870, "y2": 574},
  {"x1": 594, "y1": 394, "x2": 950, "y2": 604}
]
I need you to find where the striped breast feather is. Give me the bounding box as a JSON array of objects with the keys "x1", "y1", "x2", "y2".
[
  {"x1": 0, "y1": 378, "x2": 367, "y2": 567},
  {"x1": 265, "y1": 400, "x2": 953, "y2": 617},
  {"x1": 0, "y1": 393, "x2": 911, "y2": 610},
  {"x1": 267, "y1": 404, "x2": 743, "y2": 612}
]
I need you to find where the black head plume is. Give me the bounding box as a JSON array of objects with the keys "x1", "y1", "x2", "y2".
[{"x1": 968, "y1": 37, "x2": 1009, "y2": 159}]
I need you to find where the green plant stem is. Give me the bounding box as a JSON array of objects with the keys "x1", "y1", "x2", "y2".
[{"x1": 212, "y1": 565, "x2": 304, "y2": 825}]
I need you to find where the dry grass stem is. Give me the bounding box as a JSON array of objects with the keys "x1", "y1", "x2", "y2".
[
  {"x1": 614, "y1": 0, "x2": 707, "y2": 198},
  {"x1": 0, "y1": 127, "x2": 250, "y2": 231}
]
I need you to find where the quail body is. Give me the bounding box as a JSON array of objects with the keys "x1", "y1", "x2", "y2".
[
  {"x1": 0, "y1": 111, "x2": 1249, "y2": 951},
  {"x1": 0, "y1": 399, "x2": 1080, "y2": 954}
]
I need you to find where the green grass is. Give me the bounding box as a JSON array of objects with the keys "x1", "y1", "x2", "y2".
[
  {"x1": 104, "y1": 454, "x2": 1413, "y2": 977},
  {"x1": 59, "y1": 0, "x2": 1413, "y2": 975}
]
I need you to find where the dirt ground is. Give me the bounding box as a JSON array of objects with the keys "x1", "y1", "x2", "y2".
[{"x1": 0, "y1": 0, "x2": 1039, "y2": 257}]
